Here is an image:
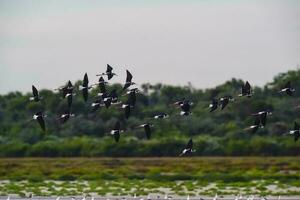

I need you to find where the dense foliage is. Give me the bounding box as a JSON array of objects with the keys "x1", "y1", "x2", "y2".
[{"x1": 1, "y1": 69, "x2": 300, "y2": 157}]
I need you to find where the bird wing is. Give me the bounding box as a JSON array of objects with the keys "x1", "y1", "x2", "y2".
[
  {"x1": 107, "y1": 73, "x2": 113, "y2": 80},
  {"x1": 128, "y1": 92, "x2": 136, "y2": 107},
  {"x1": 106, "y1": 64, "x2": 113, "y2": 73},
  {"x1": 67, "y1": 95, "x2": 73, "y2": 108},
  {"x1": 245, "y1": 81, "x2": 251, "y2": 91},
  {"x1": 286, "y1": 89, "x2": 293, "y2": 96},
  {"x1": 254, "y1": 116, "x2": 260, "y2": 126},
  {"x1": 114, "y1": 131, "x2": 120, "y2": 142},
  {"x1": 37, "y1": 116, "x2": 45, "y2": 131},
  {"x1": 181, "y1": 102, "x2": 190, "y2": 112},
  {"x1": 124, "y1": 105, "x2": 130, "y2": 119},
  {"x1": 36, "y1": 111, "x2": 43, "y2": 116},
  {"x1": 61, "y1": 86, "x2": 68, "y2": 98},
  {"x1": 209, "y1": 99, "x2": 218, "y2": 112},
  {"x1": 186, "y1": 138, "x2": 193, "y2": 149},
  {"x1": 83, "y1": 73, "x2": 89, "y2": 87},
  {"x1": 249, "y1": 116, "x2": 261, "y2": 133},
  {"x1": 59, "y1": 115, "x2": 69, "y2": 124},
  {"x1": 144, "y1": 125, "x2": 151, "y2": 139},
  {"x1": 123, "y1": 83, "x2": 130, "y2": 90},
  {"x1": 260, "y1": 112, "x2": 267, "y2": 126},
  {"x1": 67, "y1": 80, "x2": 73, "y2": 88},
  {"x1": 295, "y1": 131, "x2": 300, "y2": 142},
  {"x1": 294, "y1": 122, "x2": 300, "y2": 130},
  {"x1": 220, "y1": 98, "x2": 229, "y2": 110},
  {"x1": 99, "y1": 77, "x2": 106, "y2": 94},
  {"x1": 104, "y1": 98, "x2": 111, "y2": 108},
  {"x1": 32, "y1": 85, "x2": 39, "y2": 97},
  {"x1": 125, "y1": 70, "x2": 133, "y2": 82}
]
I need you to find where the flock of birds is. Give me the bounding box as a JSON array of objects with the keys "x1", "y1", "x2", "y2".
[{"x1": 29, "y1": 65, "x2": 299, "y2": 156}]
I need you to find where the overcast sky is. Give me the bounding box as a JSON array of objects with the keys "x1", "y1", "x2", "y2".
[{"x1": 0, "y1": 0, "x2": 299, "y2": 94}]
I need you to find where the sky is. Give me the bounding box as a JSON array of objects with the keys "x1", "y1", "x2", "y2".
[{"x1": 0, "y1": 0, "x2": 299, "y2": 94}]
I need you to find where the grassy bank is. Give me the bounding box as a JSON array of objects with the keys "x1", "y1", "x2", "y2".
[{"x1": 0, "y1": 157, "x2": 299, "y2": 196}]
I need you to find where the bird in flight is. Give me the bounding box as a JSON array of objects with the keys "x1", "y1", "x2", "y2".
[
  {"x1": 137, "y1": 123, "x2": 153, "y2": 140},
  {"x1": 179, "y1": 138, "x2": 195, "y2": 156},
  {"x1": 30, "y1": 85, "x2": 42, "y2": 102},
  {"x1": 287, "y1": 122, "x2": 300, "y2": 141},
  {"x1": 80, "y1": 73, "x2": 91, "y2": 102},
  {"x1": 238, "y1": 81, "x2": 252, "y2": 97},
  {"x1": 209, "y1": 98, "x2": 219, "y2": 112},
  {"x1": 110, "y1": 121, "x2": 124, "y2": 142},
  {"x1": 278, "y1": 81, "x2": 295, "y2": 96},
  {"x1": 123, "y1": 70, "x2": 136, "y2": 90},
  {"x1": 58, "y1": 110, "x2": 75, "y2": 124},
  {"x1": 97, "y1": 64, "x2": 117, "y2": 80},
  {"x1": 153, "y1": 113, "x2": 169, "y2": 119},
  {"x1": 219, "y1": 95, "x2": 234, "y2": 110},
  {"x1": 32, "y1": 111, "x2": 47, "y2": 132}
]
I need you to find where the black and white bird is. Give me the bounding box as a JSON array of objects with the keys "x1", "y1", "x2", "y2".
[
  {"x1": 245, "y1": 115, "x2": 261, "y2": 133},
  {"x1": 123, "y1": 70, "x2": 135, "y2": 90},
  {"x1": 110, "y1": 121, "x2": 123, "y2": 142},
  {"x1": 172, "y1": 98, "x2": 186, "y2": 107},
  {"x1": 279, "y1": 81, "x2": 295, "y2": 96},
  {"x1": 138, "y1": 123, "x2": 153, "y2": 139},
  {"x1": 209, "y1": 98, "x2": 219, "y2": 112},
  {"x1": 55, "y1": 80, "x2": 74, "y2": 99},
  {"x1": 103, "y1": 96, "x2": 112, "y2": 108},
  {"x1": 121, "y1": 102, "x2": 131, "y2": 119},
  {"x1": 179, "y1": 138, "x2": 195, "y2": 156},
  {"x1": 96, "y1": 76, "x2": 107, "y2": 97},
  {"x1": 238, "y1": 81, "x2": 252, "y2": 97},
  {"x1": 54, "y1": 85, "x2": 67, "y2": 99},
  {"x1": 287, "y1": 122, "x2": 300, "y2": 142},
  {"x1": 179, "y1": 100, "x2": 192, "y2": 116},
  {"x1": 97, "y1": 64, "x2": 117, "y2": 80},
  {"x1": 251, "y1": 110, "x2": 272, "y2": 127},
  {"x1": 66, "y1": 93, "x2": 74, "y2": 108},
  {"x1": 153, "y1": 113, "x2": 169, "y2": 119},
  {"x1": 62, "y1": 81, "x2": 75, "y2": 108},
  {"x1": 219, "y1": 95, "x2": 234, "y2": 110},
  {"x1": 58, "y1": 110, "x2": 75, "y2": 124},
  {"x1": 80, "y1": 73, "x2": 91, "y2": 102},
  {"x1": 127, "y1": 88, "x2": 138, "y2": 107},
  {"x1": 33, "y1": 112, "x2": 46, "y2": 131},
  {"x1": 91, "y1": 98, "x2": 102, "y2": 111},
  {"x1": 110, "y1": 89, "x2": 120, "y2": 104},
  {"x1": 63, "y1": 81, "x2": 74, "y2": 97},
  {"x1": 30, "y1": 85, "x2": 42, "y2": 102},
  {"x1": 245, "y1": 110, "x2": 272, "y2": 133}
]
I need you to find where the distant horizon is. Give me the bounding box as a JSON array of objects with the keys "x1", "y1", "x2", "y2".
[
  {"x1": 1, "y1": 66, "x2": 298, "y2": 95},
  {"x1": 1, "y1": 0, "x2": 299, "y2": 94}
]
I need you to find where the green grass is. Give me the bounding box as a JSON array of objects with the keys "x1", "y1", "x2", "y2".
[{"x1": 0, "y1": 157, "x2": 299, "y2": 196}]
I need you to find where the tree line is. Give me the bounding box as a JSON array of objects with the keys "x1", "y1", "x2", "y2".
[{"x1": 0, "y1": 69, "x2": 300, "y2": 157}]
